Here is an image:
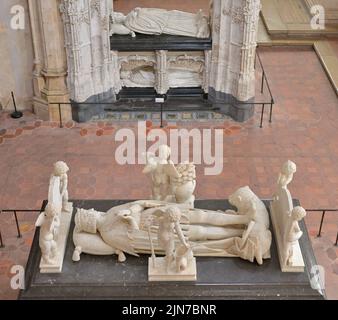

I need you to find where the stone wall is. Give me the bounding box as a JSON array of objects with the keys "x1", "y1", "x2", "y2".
[{"x1": 0, "y1": 0, "x2": 34, "y2": 112}]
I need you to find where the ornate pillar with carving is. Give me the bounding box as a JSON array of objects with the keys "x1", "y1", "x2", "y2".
[
  {"x1": 203, "y1": 50, "x2": 212, "y2": 94},
  {"x1": 27, "y1": 0, "x2": 45, "y2": 116},
  {"x1": 36, "y1": 0, "x2": 71, "y2": 122},
  {"x1": 237, "y1": 0, "x2": 261, "y2": 102},
  {"x1": 209, "y1": 0, "x2": 261, "y2": 122},
  {"x1": 60, "y1": 0, "x2": 115, "y2": 104},
  {"x1": 155, "y1": 50, "x2": 169, "y2": 95}
]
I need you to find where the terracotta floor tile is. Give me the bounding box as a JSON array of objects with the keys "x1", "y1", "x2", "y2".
[{"x1": 1, "y1": 46, "x2": 338, "y2": 299}]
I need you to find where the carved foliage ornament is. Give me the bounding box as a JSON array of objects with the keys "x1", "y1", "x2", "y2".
[
  {"x1": 90, "y1": 0, "x2": 101, "y2": 13},
  {"x1": 119, "y1": 55, "x2": 156, "y2": 72},
  {"x1": 101, "y1": 15, "x2": 109, "y2": 30},
  {"x1": 223, "y1": 6, "x2": 244, "y2": 24},
  {"x1": 222, "y1": 0, "x2": 261, "y2": 25},
  {"x1": 168, "y1": 55, "x2": 204, "y2": 73},
  {"x1": 60, "y1": 1, "x2": 90, "y2": 25},
  {"x1": 243, "y1": 0, "x2": 262, "y2": 24},
  {"x1": 213, "y1": 15, "x2": 220, "y2": 33}
]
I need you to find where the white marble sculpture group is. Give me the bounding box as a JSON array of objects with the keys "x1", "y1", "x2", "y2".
[
  {"x1": 270, "y1": 160, "x2": 306, "y2": 272},
  {"x1": 36, "y1": 148, "x2": 307, "y2": 280},
  {"x1": 110, "y1": 8, "x2": 210, "y2": 39},
  {"x1": 35, "y1": 161, "x2": 73, "y2": 273}
]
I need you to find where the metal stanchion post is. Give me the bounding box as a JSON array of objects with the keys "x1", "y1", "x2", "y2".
[
  {"x1": 160, "y1": 103, "x2": 164, "y2": 128},
  {"x1": 260, "y1": 104, "x2": 265, "y2": 128},
  {"x1": 317, "y1": 211, "x2": 326, "y2": 237},
  {"x1": 10, "y1": 91, "x2": 23, "y2": 119},
  {"x1": 261, "y1": 71, "x2": 265, "y2": 94},
  {"x1": 59, "y1": 103, "x2": 63, "y2": 128},
  {"x1": 0, "y1": 230, "x2": 4, "y2": 248},
  {"x1": 269, "y1": 101, "x2": 273, "y2": 123},
  {"x1": 155, "y1": 94, "x2": 166, "y2": 128},
  {"x1": 13, "y1": 210, "x2": 22, "y2": 238}
]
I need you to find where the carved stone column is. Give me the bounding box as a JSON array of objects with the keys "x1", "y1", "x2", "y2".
[
  {"x1": 111, "y1": 51, "x2": 122, "y2": 94},
  {"x1": 36, "y1": 0, "x2": 71, "y2": 122},
  {"x1": 28, "y1": 0, "x2": 45, "y2": 116},
  {"x1": 203, "y1": 50, "x2": 212, "y2": 94},
  {"x1": 59, "y1": 0, "x2": 117, "y2": 121},
  {"x1": 237, "y1": 0, "x2": 261, "y2": 102},
  {"x1": 155, "y1": 50, "x2": 169, "y2": 95},
  {"x1": 209, "y1": 0, "x2": 261, "y2": 122}
]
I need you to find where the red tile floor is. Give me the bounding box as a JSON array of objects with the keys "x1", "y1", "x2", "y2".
[{"x1": 0, "y1": 46, "x2": 337, "y2": 299}]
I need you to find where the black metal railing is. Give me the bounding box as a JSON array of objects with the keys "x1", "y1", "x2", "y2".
[
  {"x1": 255, "y1": 49, "x2": 275, "y2": 128},
  {"x1": 0, "y1": 209, "x2": 42, "y2": 248},
  {"x1": 306, "y1": 209, "x2": 338, "y2": 246}
]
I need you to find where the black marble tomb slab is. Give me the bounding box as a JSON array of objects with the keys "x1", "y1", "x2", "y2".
[{"x1": 110, "y1": 34, "x2": 212, "y2": 51}]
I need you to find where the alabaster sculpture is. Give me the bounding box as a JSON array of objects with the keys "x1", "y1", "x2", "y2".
[
  {"x1": 72, "y1": 146, "x2": 272, "y2": 268},
  {"x1": 270, "y1": 160, "x2": 306, "y2": 272},
  {"x1": 284, "y1": 206, "x2": 306, "y2": 266},
  {"x1": 277, "y1": 160, "x2": 297, "y2": 189},
  {"x1": 147, "y1": 206, "x2": 196, "y2": 281},
  {"x1": 53, "y1": 161, "x2": 71, "y2": 212},
  {"x1": 36, "y1": 204, "x2": 59, "y2": 265},
  {"x1": 110, "y1": 8, "x2": 210, "y2": 38},
  {"x1": 36, "y1": 149, "x2": 310, "y2": 279},
  {"x1": 72, "y1": 186, "x2": 271, "y2": 266},
  {"x1": 36, "y1": 161, "x2": 73, "y2": 273},
  {"x1": 143, "y1": 145, "x2": 196, "y2": 208}
]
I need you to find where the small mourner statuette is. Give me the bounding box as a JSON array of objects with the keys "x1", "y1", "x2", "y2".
[{"x1": 147, "y1": 206, "x2": 196, "y2": 281}]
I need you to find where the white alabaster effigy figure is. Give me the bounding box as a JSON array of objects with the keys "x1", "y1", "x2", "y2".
[
  {"x1": 155, "y1": 206, "x2": 190, "y2": 271},
  {"x1": 284, "y1": 206, "x2": 306, "y2": 266},
  {"x1": 35, "y1": 204, "x2": 60, "y2": 265},
  {"x1": 143, "y1": 145, "x2": 173, "y2": 201},
  {"x1": 148, "y1": 206, "x2": 196, "y2": 280},
  {"x1": 37, "y1": 161, "x2": 73, "y2": 273},
  {"x1": 277, "y1": 160, "x2": 296, "y2": 189},
  {"x1": 110, "y1": 8, "x2": 210, "y2": 38},
  {"x1": 110, "y1": 11, "x2": 136, "y2": 37},
  {"x1": 72, "y1": 207, "x2": 140, "y2": 263},
  {"x1": 51, "y1": 161, "x2": 71, "y2": 212},
  {"x1": 72, "y1": 186, "x2": 272, "y2": 265},
  {"x1": 270, "y1": 160, "x2": 306, "y2": 272},
  {"x1": 196, "y1": 186, "x2": 272, "y2": 264},
  {"x1": 143, "y1": 145, "x2": 196, "y2": 208}
]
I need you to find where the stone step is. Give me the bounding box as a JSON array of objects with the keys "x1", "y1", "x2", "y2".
[
  {"x1": 304, "y1": 0, "x2": 338, "y2": 23},
  {"x1": 314, "y1": 40, "x2": 338, "y2": 96},
  {"x1": 257, "y1": 18, "x2": 338, "y2": 96},
  {"x1": 261, "y1": 0, "x2": 338, "y2": 38},
  {"x1": 110, "y1": 97, "x2": 215, "y2": 112},
  {"x1": 278, "y1": 0, "x2": 310, "y2": 24}
]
